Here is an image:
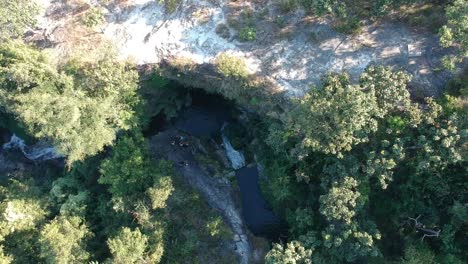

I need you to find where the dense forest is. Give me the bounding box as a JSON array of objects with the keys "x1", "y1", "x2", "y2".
[{"x1": 0, "y1": 0, "x2": 466, "y2": 263}]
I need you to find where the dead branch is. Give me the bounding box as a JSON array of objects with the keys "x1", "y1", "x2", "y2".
[{"x1": 408, "y1": 215, "x2": 441, "y2": 241}]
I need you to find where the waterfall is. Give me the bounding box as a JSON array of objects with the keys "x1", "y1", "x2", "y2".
[
  {"x1": 3, "y1": 134, "x2": 63, "y2": 161},
  {"x1": 221, "y1": 125, "x2": 245, "y2": 170}
]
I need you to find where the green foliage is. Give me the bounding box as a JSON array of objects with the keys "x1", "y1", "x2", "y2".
[
  {"x1": 0, "y1": 179, "x2": 48, "y2": 241},
  {"x1": 215, "y1": 53, "x2": 250, "y2": 79},
  {"x1": 319, "y1": 176, "x2": 381, "y2": 261},
  {"x1": 161, "y1": 180, "x2": 235, "y2": 264},
  {"x1": 50, "y1": 176, "x2": 90, "y2": 215},
  {"x1": 107, "y1": 227, "x2": 148, "y2": 264},
  {"x1": 300, "y1": 0, "x2": 336, "y2": 15},
  {"x1": 278, "y1": 0, "x2": 298, "y2": 13},
  {"x1": 289, "y1": 73, "x2": 380, "y2": 156},
  {"x1": 140, "y1": 74, "x2": 186, "y2": 121},
  {"x1": 319, "y1": 177, "x2": 360, "y2": 224},
  {"x1": 0, "y1": 246, "x2": 12, "y2": 264},
  {"x1": 39, "y1": 216, "x2": 91, "y2": 264},
  {"x1": 2, "y1": 229, "x2": 42, "y2": 264},
  {"x1": 265, "y1": 241, "x2": 313, "y2": 264},
  {"x1": 159, "y1": 0, "x2": 182, "y2": 13},
  {"x1": 239, "y1": 26, "x2": 257, "y2": 41},
  {"x1": 439, "y1": 0, "x2": 467, "y2": 71},
  {"x1": 146, "y1": 176, "x2": 174, "y2": 210},
  {"x1": 334, "y1": 17, "x2": 362, "y2": 35},
  {"x1": 360, "y1": 65, "x2": 412, "y2": 115},
  {"x1": 402, "y1": 243, "x2": 437, "y2": 264},
  {"x1": 81, "y1": 7, "x2": 105, "y2": 28},
  {"x1": 205, "y1": 216, "x2": 231, "y2": 239},
  {"x1": 0, "y1": 41, "x2": 140, "y2": 165},
  {"x1": 0, "y1": 0, "x2": 40, "y2": 39},
  {"x1": 99, "y1": 133, "x2": 173, "y2": 200},
  {"x1": 261, "y1": 66, "x2": 466, "y2": 263}
]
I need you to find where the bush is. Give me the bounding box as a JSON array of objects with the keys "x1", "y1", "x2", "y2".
[
  {"x1": 81, "y1": 7, "x2": 104, "y2": 28},
  {"x1": 239, "y1": 27, "x2": 256, "y2": 41},
  {"x1": 159, "y1": 0, "x2": 181, "y2": 13},
  {"x1": 215, "y1": 53, "x2": 249, "y2": 79},
  {"x1": 277, "y1": 0, "x2": 298, "y2": 13},
  {"x1": 334, "y1": 17, "x2": 362, "y2": 34}
]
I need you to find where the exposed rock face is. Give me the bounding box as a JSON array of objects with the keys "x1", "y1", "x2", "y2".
[
  {"x1": 150, "y1": 128, "x2": 252, "y2": 264},
  {"x1": 36, "y1": 0, "x2": 451, "y2": 98}
]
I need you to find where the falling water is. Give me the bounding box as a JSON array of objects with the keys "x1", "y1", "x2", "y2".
[
  {"x1": 3, "y1": 134, "x2": 62, "y2": 161},
  {"x1": 221, "y1": 125, "x2": 245, "y2": 170}
]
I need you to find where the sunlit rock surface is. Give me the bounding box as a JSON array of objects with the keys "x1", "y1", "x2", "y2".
[{"x1": 36, "y1": 0, "x2": 451, "y2": 98}]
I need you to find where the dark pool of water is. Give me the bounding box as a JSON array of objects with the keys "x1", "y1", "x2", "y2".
[{"x1": 236, "y1": 166, "x2": 286, "y2": 240}]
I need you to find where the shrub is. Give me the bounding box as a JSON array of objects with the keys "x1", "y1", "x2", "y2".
[
  {"x1": 239, "y1": 27, "x2": 256, "y2": 41},
  {"x1": 159, "y1": 0, "x2": 181, "y2": 13},
  {"x1": 334, "y1": 17, "x2": 362, "y2": 34},
  {"x1": 81, "y1": 7, "x2": 105, "y2": 28},
  {"x1": 215, "y1": 53, "x2": 249, "y2": 79},
  {"x1": 277, "y1": 0, "x2": 298, "y2": 13}
]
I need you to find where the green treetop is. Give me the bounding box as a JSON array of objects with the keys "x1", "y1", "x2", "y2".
[
  {"x1": 0, "y1": 41, "x2": 140, "y2": 166},
  {"x1": 38, "y1": 216, "x2": 91, "y2": 264},
  {"x1": 291, "y1": 73, "x2": 381, "y2": 157},
  {"x1": 439, "y1": 0, "x2": 468, "y2": 70},
  {"x1": 107, "y1": 227, "x2": 149, "y2": 264}
]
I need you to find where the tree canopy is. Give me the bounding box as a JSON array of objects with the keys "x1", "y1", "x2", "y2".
[
  {"x1": 0, "y1": 0, "x2": 40, "y2": 39},
  {"x1": 439, "y1": 0, "x2": 468, "y2": 70},
  {"x1": 0, "y1": 41, "x2": 140, "y2": 165}
]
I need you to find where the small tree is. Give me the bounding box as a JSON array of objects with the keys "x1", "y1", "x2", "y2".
[
  {"x1": 215, "y1": 53, "x2": 249, "y2": 79},
  {"x1": 107, "y1": 227, "x2": 148, "y2": 264},
  {"x1": 39, "y1": 216, "x2": 91, "y2": 264},
  {"x1": 0, "y1": 246, "x2": 13, "y2": 264},
  {"x1": 439, "y1": 0, "x2": 468, "y2": 71},
  {"x1": 265, "y1": 241, "x2": 312, "y2": 264},
  {"x1": 81, "y1": 7, "x2": 105, "y2": 28},
  {"x1": 360, "y1": 66, "x2": 412, "y2": 115},
  {"x1": 99, "y1": 133, "x2": 174, "y2": 202}
]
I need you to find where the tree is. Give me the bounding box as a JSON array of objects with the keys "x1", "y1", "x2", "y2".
[
  {"x1": 0, "y1": 0, "x2": 40, "y2": 39},
  {"x1": 265, "y1": 241, "x2": 312, "y2": 264},
  {"x1": 319, "y1": 177, "x2": 380, "y2": 262},
  {"x1": 290, "y1": 73, "x2": 380, "y2": 157},
  {"x1": 360, "y1": 66, "x2": 412, "y2": 115},
  {"x1": 107, "y1": 227, "x2": 148, "y2": 264},
  {"x1": 0, "y1": 41, "x2": 140, "y2": 165},
  {"x1": 215, "y1": 53, "x2": 249, "y2": 79},
  {"x1": 319, "y1": 177, "x2": 360, "y2": 225},
  {"x1": 38, "y1": 216, "x2": 91, "y2": 264},
  {"x1": 0, "y1": 179, "x2": 48, "y2": 241},
  {"x1": 50, "y1": 176, "x2": 89, "y2": 216},
  {"x1": 0, "y1": 245, "x2": 12, "y2": 264},
  {"x1": 146, "y1": 176, "x2": 174, "y2": 210},
  {"x1": 401, "y1": 244, "x2": 437, "y2": 264},
  {"x1": 439, "y1": 0, "x2": 468, "y2": 70},
  {"x1": 99, "y1": 133, "x2": 173, "y2": 199}
]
